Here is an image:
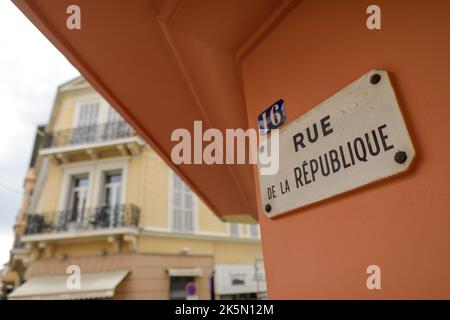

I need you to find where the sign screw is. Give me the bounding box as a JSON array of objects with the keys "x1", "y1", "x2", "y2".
[
  {"x1": 370, "y1": 73, "x2": 381, "y2": 84},
  {"x1": 265, "y1": 204, "x2": 272, "y2": 213},
  {"x1": 394, "y1": 151, "x2": 407, "y2": 164}
]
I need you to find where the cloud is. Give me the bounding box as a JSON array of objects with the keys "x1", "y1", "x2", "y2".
[{"x1": 0, "y1": 1, "x2": 79, "y2": 262}]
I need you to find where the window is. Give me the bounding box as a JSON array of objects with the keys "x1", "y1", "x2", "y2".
[
  {"x1": 103, "y1": 172, "x2": 122, "y2": 207},
  {"x1": 249, "y1": 224, "x2": 260, "y2": 238},
  {"x1": 65, "y1": 175, "x2": 89, "y2": 228},
  {"x1": 78, "y1": 101, "x2": 100, "y2": 127},
  {"x1": 95, "y1": 171, "x2": 123, "y2": 228},
  {"x1": 103, "y1": 106, "x2": 129, "y2": 140},
  {"x1": 229, "y1": 223, "x2": 240, "y2": 237},
  {"x1": 107, "y1": 106, "x2": 123, "y2": 123},
  {"x1": 170, "y1": 173, "x2": 195, "y2": 233},
  {"x1": 170, "y1": 277, "x2": 194, "y2": 300},
  {"x1": 72, "y1": 101, "x2": 100, "y2": 144}
]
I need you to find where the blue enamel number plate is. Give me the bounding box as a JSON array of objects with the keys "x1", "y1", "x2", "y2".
[{"x1": 257, "y1": 99, "x2": 286, "y2": 134}]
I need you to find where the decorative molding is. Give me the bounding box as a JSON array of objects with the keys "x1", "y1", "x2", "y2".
[
  {"x1": 141, "y1": 227, "x2": 260, "y2": 243},
  {"x1": 117, "y1": 144, "x2": 129, "y2": 157},
  {"x1": 86, "y1": 148, "x2": 98, "y2": 160},
  {"x1": 39, "y1": 136, "x2": 140, "y2": 156},
  {"x1": 123, "y1": 234, "x2": 138, "y2": 252},
  {"x1": 20, "y1": 227, "x2": 139, "y2": 243},
  {"x1": 56, "y1": 153, "x2": 69, "y2": 164},
  {"x1": 107, "y1": 235, "x2": 122, "y2": 253}
]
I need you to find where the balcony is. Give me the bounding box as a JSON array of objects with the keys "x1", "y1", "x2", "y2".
[
  {"x1": 39, "y1": 121, "x2": 143, "y2": 162},
  {"x1": 25, "y1": 204, "x2": 140, "y2": 236},
  {"x1": 42, "y1": 120, "x2": 135, "y2": 148}
]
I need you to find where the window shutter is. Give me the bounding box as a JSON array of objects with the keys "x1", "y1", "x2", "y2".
[
  {"x1": 172, "y1": 173, "x2": 182, "y2": 231},
  {"x1": 78, "y1": 102, "x2": 99, "y2": 126},
  {"x1": 184, "y1": 193, "x2": 194, "y2": 232},
  {"x1": 249, "y1": 224, "x2": 259, "y2": 237},
  {"x1": 171, "y1": 173, "x2": 195, "y2": 233},
  {"x1": 107, "y1": 106, "x2": 123, "y2": 123},
  {"x1": 230, "y1": 223, "x2": 239, "y2": 237}
]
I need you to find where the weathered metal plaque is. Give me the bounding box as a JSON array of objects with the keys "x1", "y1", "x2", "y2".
[{"x1": 258, "y1": 70, "x2": 415, "y2": 218}]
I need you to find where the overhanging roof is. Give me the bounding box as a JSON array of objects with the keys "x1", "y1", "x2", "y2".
[
  {"x1": 12, "y1": 0, "x2": 296, "y2": 221},
  {"x1": 8, "y1": 270, "x2": 130, "y2": 300}
]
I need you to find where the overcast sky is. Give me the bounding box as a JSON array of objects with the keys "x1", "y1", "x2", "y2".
[{"x1": 0, "y1": 0, "x2": 79, "y2": 266}]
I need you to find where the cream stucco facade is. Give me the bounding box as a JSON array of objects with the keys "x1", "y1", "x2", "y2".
[{"x1": 3, "y1": 77, "x2": 265, "y2": 300}]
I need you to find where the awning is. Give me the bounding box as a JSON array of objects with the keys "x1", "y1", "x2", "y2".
[
  {"x1": 167, "y1": 268, "x2": 203, "y2": 277},
  {"x1": 8, "y1": 270, "x2": 130, "y2": 300}
]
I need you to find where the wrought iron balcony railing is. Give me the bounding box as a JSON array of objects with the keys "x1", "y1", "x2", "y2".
[
  {"x1": 41, "y1": 120, "x2": 136, "y2": 149},
  {"x1": 25, "y1": 204, "x2": 140, "y2": 235}
]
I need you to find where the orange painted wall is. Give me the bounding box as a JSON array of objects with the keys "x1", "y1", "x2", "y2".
[{"x1": 242, "y1": 0, "x2": 450, "y2": 298}]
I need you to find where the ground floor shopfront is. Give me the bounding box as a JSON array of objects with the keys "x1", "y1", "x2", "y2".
[{"x1": 8, "y1": 253, "x2": 266, "y2": 300}]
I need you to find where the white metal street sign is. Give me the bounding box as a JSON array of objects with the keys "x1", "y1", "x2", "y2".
[{"x1": 258, "y1": 70, "x2": 415, "y2": 218}]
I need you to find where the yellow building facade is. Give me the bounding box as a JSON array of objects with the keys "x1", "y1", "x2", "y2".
[{"x1": 4, "y1": 77, "x2": 265, "y2": 300}]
